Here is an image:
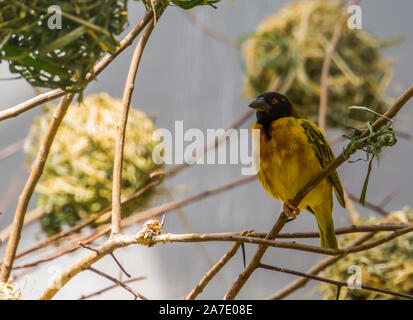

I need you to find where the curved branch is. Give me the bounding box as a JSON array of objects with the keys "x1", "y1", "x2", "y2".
[{"x1": 112, "y1": 7, "x2": 165, "y2": 236}]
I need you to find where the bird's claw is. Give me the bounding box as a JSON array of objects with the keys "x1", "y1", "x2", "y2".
[{"x1": 283, "y1": 201, "x2": 300, "y2": 219}]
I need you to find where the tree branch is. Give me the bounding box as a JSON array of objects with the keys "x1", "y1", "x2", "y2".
[
  {"x1": 0, "y1": 93, "x2": 74, "y2": 283},
  {"x1": 112, "y1": 7, "x2": 165, "y2": 236},
  {"x1": 38, "y1": 222, "x2": 413, "y2": 300},
  {"x1": 87, "y1": 267, "x2": 147, "y2": 300},
  {"x1": 79, "y1": 276, "x2": 147, "y2": 300},
  {"x1": 260, "y1": 263, "x2": 413, "y2": 300}
]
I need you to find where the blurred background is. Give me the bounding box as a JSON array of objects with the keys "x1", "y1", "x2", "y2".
[{"x1": 0, "y1": 0, "x2": 412, "y2": 299}]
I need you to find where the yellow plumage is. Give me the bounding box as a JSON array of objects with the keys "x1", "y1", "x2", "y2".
[{"x1": 253, "y1": 117, "x2": 345, "y2": 249}]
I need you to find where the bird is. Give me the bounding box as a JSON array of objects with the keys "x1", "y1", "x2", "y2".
[{"x1": 249, "y1": 92, "x2": 345, "y2": 249}]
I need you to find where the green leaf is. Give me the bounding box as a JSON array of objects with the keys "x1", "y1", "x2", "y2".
[
  {"x1": 2, "y1": 44, "x2": 67, "y2": 78},
  {"x1": 171, "y1": 0, "x2": 220, "y2": 10},
  {"x1": 360, "y1": 156, "x2": 374, "y2": 206}
]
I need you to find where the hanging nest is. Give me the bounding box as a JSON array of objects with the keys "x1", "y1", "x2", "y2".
[
  {"x1": 0, "y1": 0, "x2": 129, "y2": 93},
  {"x1": 0, "y1": 281, "x2": 22, "y2": 300},
  {"x1": 242, "y1": 0, "x2": 399, "y2": 128},
  {"x1": 318, "y1": 207, "x2": 413, "y2": 300},
  {"x1": 24, "y1": 93, "x2": 161, "y2": 236}
]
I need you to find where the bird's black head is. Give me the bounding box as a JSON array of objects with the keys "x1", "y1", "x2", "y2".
[
  {"x1": 249, "y1": 92, "x2": 297, "y2": 121},
  {"x1": 249, "y1": 92, "x2": 297, "y2": 139}
]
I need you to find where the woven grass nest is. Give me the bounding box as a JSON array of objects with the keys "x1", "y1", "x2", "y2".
[
  {"x1": 318, "y1": 207, "x2": 413, "y2": 300},
  {"x1": 0, "y1": 0, "x2": 129, "y2": 92},
  {"x1": 242, "y1": 0, "x2": 398, "y2": 128},
  {"x1": 24, "y1": 93, "x2": 161, "y2": 236}
]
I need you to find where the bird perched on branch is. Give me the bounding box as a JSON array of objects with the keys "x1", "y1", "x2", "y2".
[{"x1": 250, "y1": 92, "x2": 345, "y2": 249}]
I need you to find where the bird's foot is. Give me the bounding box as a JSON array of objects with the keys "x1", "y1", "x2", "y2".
[{"x1": 283, "y1": 201, "x2": 300, "y2": 219}]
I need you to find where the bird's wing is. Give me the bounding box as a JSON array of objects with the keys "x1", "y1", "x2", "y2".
[{"x1": 299, "y1": 119, "x2": 346, "y2": 208}]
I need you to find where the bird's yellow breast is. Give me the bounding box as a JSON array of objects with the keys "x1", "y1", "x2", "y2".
[{"x1": 252, "y1": 117, "x2": 330, "y2": 210}]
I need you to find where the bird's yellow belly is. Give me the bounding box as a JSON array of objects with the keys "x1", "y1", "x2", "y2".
[{"x1": 254, "y1": 118, "x2": 330, "y2": 210}]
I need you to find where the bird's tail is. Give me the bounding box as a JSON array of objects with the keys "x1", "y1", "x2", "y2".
[{"x1": 310, "y1": 205, "x2": 338, "y2": 250}]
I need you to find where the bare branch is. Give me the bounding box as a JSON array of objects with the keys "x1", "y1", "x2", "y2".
[
  {"x1": 183, "y1": 11, "x2": 236, "y2": 47},
  {"x1": 260, "y1": 263, "x2": 413, "y2": 300},
  {"x1": 87, "y1": 267, "x2": 147, "y2": 300},
  {"x1": 346, "y1": 191, "x2": 390, "y2": 216},
  {"x1": 0, "y1": 139, "x2": 24, "y2": 161},
  {"x1": 79, "y1": 276, "x2": 147, "y2": 300},
  {"x1": 127, "y1": 226, "x2": 413, "y2": 256},
  {"x1": 112, "y1": 8, "x2": 165, "y2": 236}
]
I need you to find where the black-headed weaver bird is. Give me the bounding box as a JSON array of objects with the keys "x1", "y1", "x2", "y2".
[{"x1": 249, "y1": 92, "x2": 345, "y2": 249}]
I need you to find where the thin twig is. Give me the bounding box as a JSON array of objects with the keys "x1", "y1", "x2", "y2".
[
  {"x1": 110, "y1": 253, "x2": 131, "y2": 278},
  {"x1": 318, "y1": 0, "x2": 360, "y2": 131},
  {"x1": 87, "y1": 267, "x2": 147, "y2": 300},
  {"x1": 183, "y1": 11, "x2": 236, "y2": 47},
  {"x1": 0, "y1": 208, "x2": 45, "y2": 244},
  {"x1": 346, "y1": 191, "x2": 390, "y2": 216},
  {"x1": 0, "y1": 172, "x2": 23, "y2": 217},
  {"x1": 112, "y1": 9, "x2": 164, "y2": 236},
  {"x1": 378, "y1": 188, "x2": 399, "y2": 208},
  {"x1": 260, "y1": 263, "x2": 413, "y2": 300},
  {"x1": 79, "y1": 276, "x2": 147, "y2": 300},
  {"x1": 0, "y1": 139, "x2": 24, "y2": 161},
  {"x1": 79, "y1": 242, "x2": 131, "y2": 278},
  {"x1": 0, "y1": 93, "x2": 74, "y2": 282},
  {"x1": 336, "y1": 285, "x2": 342, "y2": 300},
  {"x1": 343, "y1": 187, "x2": 359, "y2": 224}
]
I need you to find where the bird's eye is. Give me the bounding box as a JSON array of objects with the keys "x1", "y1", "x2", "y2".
[{"x1": 272, "y1": 98, "x2": 278, "y2": 104}]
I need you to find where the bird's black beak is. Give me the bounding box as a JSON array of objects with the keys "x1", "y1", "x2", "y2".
[{"x1": 248, "y1": 96, "x2": 270, "y2": 113}]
